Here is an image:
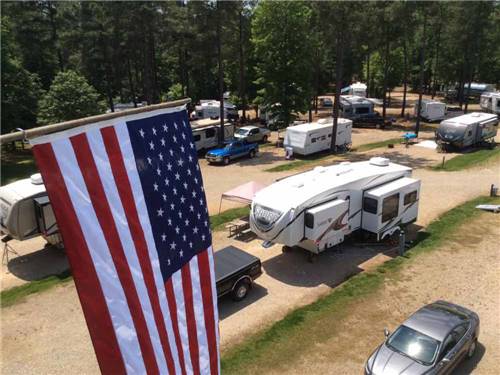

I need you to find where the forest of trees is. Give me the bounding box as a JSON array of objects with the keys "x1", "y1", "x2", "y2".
[{"x1": 1, "y1": 1, "x2": 499, "y2": 134}]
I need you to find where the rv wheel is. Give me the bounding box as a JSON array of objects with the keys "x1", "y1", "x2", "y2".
[{"x1": 223, "y1": 156, "x2": 230, "y2": 165}]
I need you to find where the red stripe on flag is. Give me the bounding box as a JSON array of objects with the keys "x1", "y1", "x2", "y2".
[
  {"x1": 70, "y1": 134, "x2": 159, "y2": 375},
  {"x1": 100, "y1": 126, "x2": 176, "y2": 374},
  {"x1": 32, "y1": 143, "x2": 127, "y2": 375},
  {"x1": 181, "y1": 264, "x2": 201, "y2": 375},
  {"x1": 165, "y1": 279, "x2": 187, "y2": 375},
  {"x1": 197, "y1": 250, "x2": 219, "y2": 374}
]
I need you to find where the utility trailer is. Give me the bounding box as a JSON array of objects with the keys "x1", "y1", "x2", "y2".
[
  {"x1": 283, "y1": 118, "x2": 352, "y2": 155},
  {"x1": 414, "y1": 99, "x2": 447, "y2": 122},
  {"x1": 436, "y1": 112, "x2": 498, "y2": 151},
  {"x1": 214, "y1": 246, "x2": 262, "y2": 301},
  {"x1": 250, "y1": 158, "x2": 421, "y2": 259}
]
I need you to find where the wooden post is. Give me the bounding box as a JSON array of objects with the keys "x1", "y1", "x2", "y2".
[{"x1": 0, "y1": 98, "x2": 191, "y2": 144}]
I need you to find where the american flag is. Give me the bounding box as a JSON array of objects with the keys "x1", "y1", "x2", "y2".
[{"x1": 31, "y1": 107, "x2": 219, "y2": 374}]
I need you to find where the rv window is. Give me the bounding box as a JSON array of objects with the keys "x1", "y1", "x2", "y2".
[
  {"x1": 328, "y1": 134, "x2": 332, "y2": 138},
  {"x1": 363, "y1": 197, "x2": 378, "y2": 214},
  {"x1": 205, "y1": 128, "x2": 216, "y2": 138},
  {"x1": 311, "y1": 138, "x2": 317, "y2": 143},
  {"x1": 355, "y1": 107, "x2": 370, "y2": 114},
  {"x1": 193, "y1": 134, "x2": 201, "y2": 142},
  {"x1": 321, "y1": 135, "x2": 326, "y2": 141},
  {"x1": 305, "y1": 213, "x2": 314, "y2": 228},
  {"x1": 344, "y1": 108, "x2": 352, "y2": 114},
  {"x1": 382, "y1": 193, "x2": 400, "y2": 223},
  {"x1": 404, "y1": 191, "x2": 417, "y2": 205}
]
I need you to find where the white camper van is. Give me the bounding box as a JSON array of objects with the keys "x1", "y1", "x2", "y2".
[
  {"x1": 250, "y1": 158, "x2": 420, "y2": 257},
  {"x1": 283, "y1": 118, "x2": 353, "y2": 155},
  {"x1": 0, "y1": 174, "x2": 61, "y2": 246},
  {"x1": 191, "y1": 100, "x2": 239, "y2": 121},
  {"x1": 480, "y1": 92, "x2": 500, "y2": 114},
  {"x1": 436, "y1": 112, "x2": 498, "y2": 150},
  {"x1": 414, "y1": 99, "x2": 446, "y2": 122},
  {"x1": 191, "y1": 118, "x2": 234, "y2": 152}
]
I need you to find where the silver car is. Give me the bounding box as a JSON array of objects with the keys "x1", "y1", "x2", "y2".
[
  {"x1": 234, "y1": 126, "x2": 270, "y2": 143},
  {"x1": 365, "y1": 301, "x2": 480, "y2": 375}
]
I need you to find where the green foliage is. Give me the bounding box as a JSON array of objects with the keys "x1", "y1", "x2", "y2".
[
  {"x1": 163, "y1": 83, "x2": 185, "y2": 101},
  {"x1": 37, "y1": 70, "x2": 105, "y2": 125},
  {"x1": 221, "y1": 196, "x2": 500, "y2": 373},
  {"x1": 252, "y1": 1, "x2": 314, "y2": 128}
]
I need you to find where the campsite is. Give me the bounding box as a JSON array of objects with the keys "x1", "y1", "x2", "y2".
[{"x1": 1, "y1": 1, "x2": 500, "y2": 375}]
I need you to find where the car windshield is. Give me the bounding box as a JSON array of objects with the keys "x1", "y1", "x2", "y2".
[
  {"x1": 386, "y1": 325, "x2": 440, "y2": 366},
  {"x1": 236, "y1": 129, "x2": 249, "y2": 135},
  {"x1": 224, "y1": 143, "x2": 235, "y2": 149}
]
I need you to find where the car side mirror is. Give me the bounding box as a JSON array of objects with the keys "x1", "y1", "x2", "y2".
[
  {"x1": 441, "y1": 358, "x2": 451, "y2": 364},
  {"x1": 384, "y1": 328, "x2": 390, "y2": 338}
]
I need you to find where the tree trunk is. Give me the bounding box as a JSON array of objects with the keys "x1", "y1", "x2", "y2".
[
  {"x1": 366, "y1": 52, "x2": 370, "y2": 97},
  {"x1": 127, "y1": 58, "x2": 137, "y2": 107},
  {"x1": 48, "y1": 1, "x2": 64, "y2": 72},
  {"x1": 238, "y1": 10, "x2": 246, "y2": 123},
  {"x1": 415, "y1": 12, "x2": 427, "y2": 137},
  {"x1": 382, "y1": 36, "x2": 390, "y2": 121},
  {"x1": 331, "y1": 34, "x2": 344, "y2": 152},
  {"x1": 401, "y1": 37, "x2": 408, "y2": 117},
  {"x1": 217, "y1": 1, "x2": 225, "y2": 146}
]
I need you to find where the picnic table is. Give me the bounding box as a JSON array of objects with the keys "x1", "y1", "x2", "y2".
[{"x1": 225, "y1": 217, "x2": 250, "y2": 238}]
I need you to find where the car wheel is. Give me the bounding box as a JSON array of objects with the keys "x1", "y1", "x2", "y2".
[
  {"x1": 249, "y1": 150, "x2": 256, "y2": 158},
  {"x1": 231, "y1": 280, "x2": 250, "y2": 301},
  {"x1": 467, "y1": 339, "x2": 477, "y2": 359},
  {"x1": 262, "y1": 135, "x2": 268, "y2": 143},
  {"x1": 223, "y1": 156, "x2": 230, "y2": 165}
]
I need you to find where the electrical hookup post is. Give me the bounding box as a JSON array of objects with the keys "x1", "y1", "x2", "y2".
[{"x1": 26, "y1": 100, "x2": 221, "y2": 375}]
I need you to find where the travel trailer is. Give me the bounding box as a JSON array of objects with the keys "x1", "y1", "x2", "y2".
[
  {"x1": 191, "y1": 100, "x2": 239, "y2": 121},
  {"x1": 191, "y1": 118, "x2": 234, "y2": 152},
  {"x1": 342, "y1": 82, "x2": 367, "y2": 97},
  {"x1": 0, "y1": 174, "x2": 61, "y2": 246},
  {"x1": 480, "y1": 92, "x2": 500, "y2": 114},
  {"x1": 250, "y1": 158, "x2": 421, "y2": 258},
  {"x1": 283, "y1": 118, "x2": 353, "y2": 155},
  {"x1": 414, "y1": 99, "x2": 446, "y2": 122},
  {"x1": 436, "y1": 112, "x2": 498, "y2": 150},
  {"x1": 340, "y1": 95, "x2": 374, "y2": 119}
]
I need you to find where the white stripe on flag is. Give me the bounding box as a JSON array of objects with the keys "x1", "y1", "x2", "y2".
[
  {"x1": 207, "y1": 247, "x2": 220, "y2": 375},
  {"x1": 51, "y1": 138, "x2": 146, "y2": 374},
  {"x1": 172, "y1": 270, "x2": 194, "y2": 375},
  {"x1": 87, "y1": 129, "x2": 169, "y2": 373},
  {"x1": 116, "y1": 122, "x2": 182, "y2": 374},
  {"x1": 189, "y1": 256, "x2": 210, "y2": 374}
]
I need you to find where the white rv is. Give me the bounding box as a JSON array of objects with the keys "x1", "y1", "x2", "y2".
[
  {"x1": 342, "y1": 82, "x2": 367, "y2": 97},
  {"x1": 250, "y1": 158, "x2": 420, "y2": 257},
  {"x1": 0, "y1": 174, "x2": 61, "y2": 246},
  {"x1": 191, "y1": 100, "x2": 239, "y2": 121},
  {"x1": 191, "y1": 118, "x2": 234, "y2": 152},
  {"x1": 283, "y1": 118, "x2": 353, "y2": 155},
  {"x1": 414, "y1": 99, "x2": 446, "y2": 122},
  {"x1": 480, "y1": 92, "x2": 500, "y2": 114},
  {"x1": 436, "y1": 112, "x2": 498, "y2": 150}
]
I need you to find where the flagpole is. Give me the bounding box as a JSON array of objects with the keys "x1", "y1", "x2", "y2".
[{"x1": 0, "y1": 98, "x2": 191, "y2": 145}]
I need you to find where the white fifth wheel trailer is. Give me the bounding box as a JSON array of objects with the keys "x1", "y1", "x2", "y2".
[
  {"x1": 250, "y1": 157, "x2": 420, "y2": 256},
  {"x1": 480, "y1": 92, "x2": 500, "y2": 115},
  {"x1": 283, "y1": 118, "x2": 353, "y2": 155},
  {"x1": 0, "y1": 174, "x2": 61, "y2": 246},
  {"x1": 414, "y1": 99, "x2": 447, "y2": 122},
  {"x1": 436, "y1": 112, "x2": 498, "y2": 150}
]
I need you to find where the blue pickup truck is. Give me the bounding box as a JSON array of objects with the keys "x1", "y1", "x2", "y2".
[{"x1": 205, "y1": 140, "x2": 258, "y2": 165}]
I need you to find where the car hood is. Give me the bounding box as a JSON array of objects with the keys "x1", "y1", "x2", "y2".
[
  {"x1": 206, "y1": 148, "x2": 228, "y2": 157},
  {"x1": 367, "y1": 345, "x2": 430, "y2": 375}
]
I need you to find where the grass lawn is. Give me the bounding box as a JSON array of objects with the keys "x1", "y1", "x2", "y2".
[
  {"x1": 221, "y1": 195, "x2": 500, "y2": 374},
  {"x1": 210, "y1": 205, "x2": 250, "y2": 231},
  {"x1": 1, "y1": 150, "x2": 38, "y2": 186},
  {"x1": 432, "y1": 147, "x2": 500, "y2": 171},
  {"x1": 352, "y1": 137, "x2": 401, "y2": 152}
]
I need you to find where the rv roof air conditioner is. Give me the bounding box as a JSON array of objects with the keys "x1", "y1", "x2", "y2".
[
  {"x1": 30, "y1": 173, "x2": 44, "y2": 185},
  {"x1": 369, "y1": 157, "x2": 390, "y2": 166},
  {"x1": 317, "y1": 118, "x2": 331, "y2": 124}
]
